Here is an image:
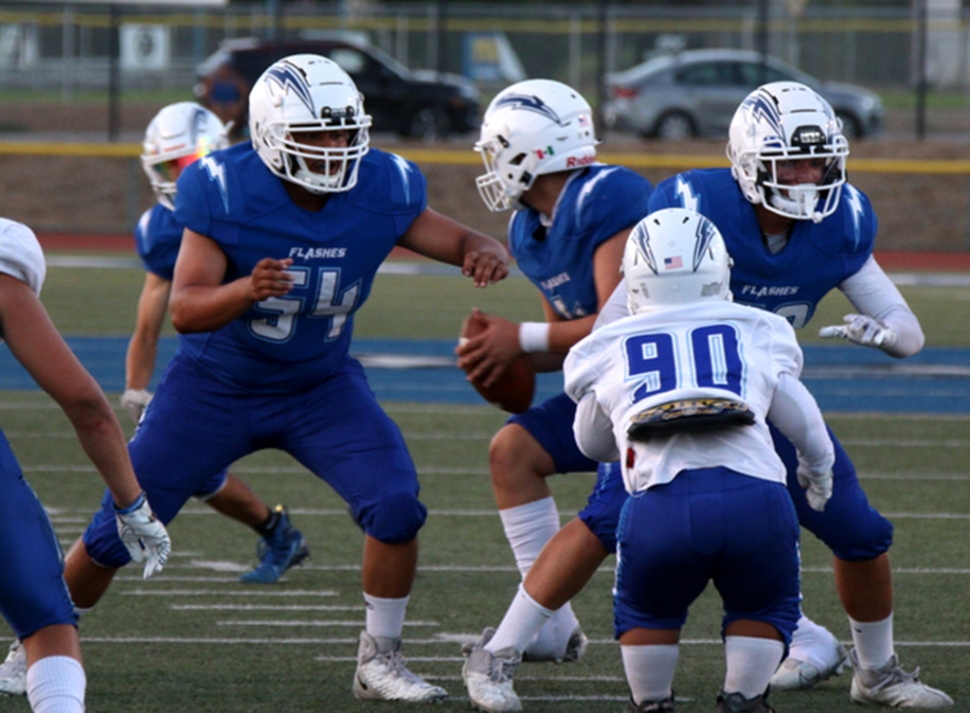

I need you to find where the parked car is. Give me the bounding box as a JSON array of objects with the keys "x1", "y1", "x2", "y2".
[
  {"x1": 604, "y1": 48, "x2": 883, "y2": 141},
  {"x1": 195, "y1": 36, "x2": 481, "y2": 142}
]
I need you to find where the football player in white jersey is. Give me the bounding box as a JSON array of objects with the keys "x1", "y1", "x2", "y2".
[
  {"x1": 0, "y1": 218, "x2": 169, "y2": 711},
  {"x1": 564, "y1": 207, "x2": 834, "y2": 713},
  {"x1": 456, "y1": 81, "x2": 651, "y2": 703}
]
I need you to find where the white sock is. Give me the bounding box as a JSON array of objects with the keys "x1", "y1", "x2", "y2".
[
  {"x1": 487, "y1": 584, "x2": 553, "y2": 654},
  {"x1": 364, "y1": 593, "x2": 409, "y2": 641},
  {"x1": 788, "y1": 614, "x2": 841, "y2": 671},
  {"x1": 723, "y1": 636, "x2": 785, "y2": 699},
  {"x1": 26, "y1": 655, "x2": 85, "y2": 713},
  {"x1": 621, "y1": 644, "x2": 678, "y2": 704},
  {"x1": 499, "y1": 497, "x2": 560, "y2": 577},
  {"x1": 849, "y1": 614, "x2": 894, "y2": 670}
]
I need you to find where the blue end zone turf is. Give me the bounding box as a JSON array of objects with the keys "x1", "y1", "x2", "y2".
[{"x1": 0, "y1": 337, "x2": 967, "y2": 414}]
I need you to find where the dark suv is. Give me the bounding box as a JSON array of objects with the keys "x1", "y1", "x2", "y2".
[{"x1": 195, "y1": 36, "x2": 481, "y2": 142}]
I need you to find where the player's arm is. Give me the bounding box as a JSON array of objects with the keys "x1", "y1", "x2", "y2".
[
  {"x1": 819, "y1": 256, "x2": 925, "y2": 358},
  {"x1": 573, "y1": 392, "x2": 619, "y2": 463},
  {"x1": 121, "y1": 272, "x2": 171, "y2": 422},
  {"x1": 767, "y1": 372, "x2": 835, "y2": 511},
  {"x1": 457, "y1": 228, "x2": 628, "y2": 385},
  {"x1": 0, "y1": 274, "x2": 143, "y2": 508},
  {"x1": 170, "y1": 229, "x2": 294, "y2": 334},
  {"x1": 397, "y1": 207, "x2": 509, "y2": 287}
]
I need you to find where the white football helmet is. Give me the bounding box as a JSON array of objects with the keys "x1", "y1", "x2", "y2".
[
  {"x1": 249, "y1": 54, "x2": 372, "y2": 194},
  {"x1": 623, "y1": 208, "x2": 732, "y2": 313},
  {"x1": 141, "y1": 102, "x2": 229, "y2": 211},
  {"x1": 727, "y1": 81, "x2": 848, "y2": 223},
  {"x1": 474, "y1": 79, "x2": 598, "y2": 212}
]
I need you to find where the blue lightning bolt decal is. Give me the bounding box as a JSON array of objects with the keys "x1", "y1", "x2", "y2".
[
  {"x1": 492, "y1": 93, "x2": 563, "y2": 125},
  {"x1": 575, "y1": 168, "x2": 616, "y2": 226},
  {"x1": 391, "y1": 153, "x2": 413, "y2": 205},
  {"x1": 631, "y1": 222, "x2": 659, "y2": 275},
  {"x1": 741, "y1": 89, "x2": 785, "y2": 145},
  {"x1": 693, "y1": 215, "x2": 718, "y2": 271},
  {"x1": 200, "y1": 155, "x2": 229, "y2": 214},
  {"x1": 264, "y1": 62, "x2": 315, "y2": 115},
  {"x1": 675, "y1": 176, "x2": 699, "y2": 213},
  {"x1": 845, "y1": 184, "x2": 864, "y2": 249}
]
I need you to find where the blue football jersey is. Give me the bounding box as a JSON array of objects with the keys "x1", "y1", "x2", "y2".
[
  {"x1": 134, "y1": 204, "x2": 183, "y2": 281},
  {"x1": 173, "y1": 143, "x2": 427, "y2": 390},
  {"x1": 510, "y1": 165, "x2": 652, "y2": 320},
  {"x1": 649, "y1": 168, "x2": 876, "y2": 329}
]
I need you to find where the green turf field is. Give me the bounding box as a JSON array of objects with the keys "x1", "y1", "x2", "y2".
[{"x1": 1, "y1": 265, "x2": 968, "y2": 712}]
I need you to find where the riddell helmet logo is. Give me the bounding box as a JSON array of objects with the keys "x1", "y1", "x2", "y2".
[{"x1": 566, "y1": 154, "x2": 596, "y2": 168}]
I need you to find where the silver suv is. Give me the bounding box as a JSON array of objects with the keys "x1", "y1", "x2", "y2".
[{"x1": 604, "y1": 48, "x2": 883, "y2": 140}]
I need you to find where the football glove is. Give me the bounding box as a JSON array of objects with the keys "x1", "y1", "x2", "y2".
[
  {"x1": 120, "y1": 389, "x2": 153, "y2": 424},
  {"x1": 114, "y1": 493, "x2": 171, "y2": 579},
  {"x1": 819, "y1": 314, "x2": 896, "y2": 350},
  {"x1": 796, "y1": 463, "x2": 833, "y2": 512}
]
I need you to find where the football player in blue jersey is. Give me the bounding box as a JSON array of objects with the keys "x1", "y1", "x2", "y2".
[
  {"x1": 463, "y1": 81, "x2": 953, "y2": 711},
  {"x1": 454, "y1": 79, "x2": 652, "y2": 710},
  {"x1": 0, "y1": 218, "x2": 169, "y2": 711},
  {"x1": 48, "y1": 54, "x2": 508, "y2": 705},
  {"x1": 130, "y1": 102, "x2": 309, "y2": 585}
]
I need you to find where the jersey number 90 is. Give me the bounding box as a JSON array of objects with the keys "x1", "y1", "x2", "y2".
[{"x1": 624, "y1": 325, "x2": 744, "y2": 404}]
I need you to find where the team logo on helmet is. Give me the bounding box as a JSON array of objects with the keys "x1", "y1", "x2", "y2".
[
  {"x1": 741, "y1": 90, "x2": 784, "y2": 142},
  {"x1": 630, "y1": 222, "x2": 659, "y2": 275},
  {"x1": 265, "y1": 62, "x2": 315, "y2": 114},
  {"x1": 493, "y1": 93, "x2": 564, "y2": 125},
  {"x1": 692, "y1": 215, "x2": 719, "y2": 270}
]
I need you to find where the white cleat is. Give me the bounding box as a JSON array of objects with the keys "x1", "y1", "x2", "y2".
[
  {"x1": 0, "y1": 641, "x2": 26, "y2": 696},
  {"x1": 849, "y1": 648, "x2": 953, "y2": 708},
  {"x1": 770, "y1": 641, "x2": 848, "y2": 691},
  {"x1": 462, "y1": 628, "x2": 522, "y2": 713},
  {"x1": 352, "y1": 630, "x2": 447, "y2": 703}
]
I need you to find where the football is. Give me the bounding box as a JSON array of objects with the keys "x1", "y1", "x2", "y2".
[{"x1": 459, "y1": 312, "x2": 536, "y2": 414}]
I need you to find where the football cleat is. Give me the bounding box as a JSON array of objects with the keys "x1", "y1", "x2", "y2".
[
  {"x1": 624, "y1": 694, "x2": 675, "y2": 712},
  {"x1": 239, "y1": 505, "x2": 309, "y2": 584},
  {"x1": 769, "y1": 643, "x2": 848, "y2": 691},
  {"x1": 714, "y1": 690, "x2": 775, "y2": 713},
  {"x1": 463, "y1": 628, "x2": 522, "y2": 713},
  {"x1": 353, "y1": 630, "x2": 447, "y2": 703},
  {"x1": 849, "y1": 648, "x2": 953, "y2": 708},
  {"x1": 0, "y1": 640, "x2": 26, "y2": 696}
]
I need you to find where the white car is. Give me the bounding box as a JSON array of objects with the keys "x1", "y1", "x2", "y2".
[{"x1": 604, "y1": 48, "x2": 884, "y2": 140}]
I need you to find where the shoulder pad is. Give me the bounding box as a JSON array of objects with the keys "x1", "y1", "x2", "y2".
[{"x1": 0, "y1": 218, "x2": 45, "y2": 295}]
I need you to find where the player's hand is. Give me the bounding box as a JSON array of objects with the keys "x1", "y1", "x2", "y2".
[
  {"x1": 796, "y1": 463, "x2": 833, "y2": 512},
  {"x1": 456, "y1": 309, "x2": 523, "y2": 387},
  {"x1": 462, "y1": 249, "x2": 509, "y2": 288},
  {"x1": 120, "y1": 389, "x2": 153, "y2": 424},
  {"x1": 114, "y1": 493, "x2": 171, "y2": 579},
  {"x1": 819, "y1": 314, "x2": 896, "y2": 350},
  {"x1": 249, "y1": 258, "x2": 295, "y2": 302}
]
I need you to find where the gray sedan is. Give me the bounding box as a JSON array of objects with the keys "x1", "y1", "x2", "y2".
[{"x1": 604, "y1": 48, "x2": 883, "y2": 140}]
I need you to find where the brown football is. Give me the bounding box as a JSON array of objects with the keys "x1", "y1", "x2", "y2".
[{"x1": 459, "y1": 312, "x2": 536, "y2": 414}]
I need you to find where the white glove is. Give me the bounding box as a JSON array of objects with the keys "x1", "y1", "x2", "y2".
[
  {"x1": 796, "y1": 463, "x2": 833, "y2": 512},
  {"x1": 120, "y1": 389, "x2": 153, "y2": 424},
  {"x1": 115, "y1": 493, "x2": 171, "y2": 579},
  {"x1": 819, "y1": 314, "x2": 896, "y2": 350}
]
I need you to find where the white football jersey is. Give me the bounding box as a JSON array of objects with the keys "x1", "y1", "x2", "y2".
[
  {"x1": 565, "y1": 301, "x2": 803, "y2": 494},
  {"x1": 0, "y1": 218, "x2": 45, "y2": 295}
]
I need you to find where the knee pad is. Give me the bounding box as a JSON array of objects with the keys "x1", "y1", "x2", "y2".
[{"x1": 359, "y1": 491, "x2": 427, "y2": 544}]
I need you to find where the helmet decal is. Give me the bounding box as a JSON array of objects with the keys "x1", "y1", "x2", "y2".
[
  {"x1": 693, "y1": 215, "x2": 719, "y2": 270},
  {"x1": 741, "y1": 90, "x2": 784, "y2": 140},
  {"x1": 265, "y1": 62, "x2": 315, "y2": 115},
  {"x1": 492, "y1": 93, "x2": 564, "y2": 125}
]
